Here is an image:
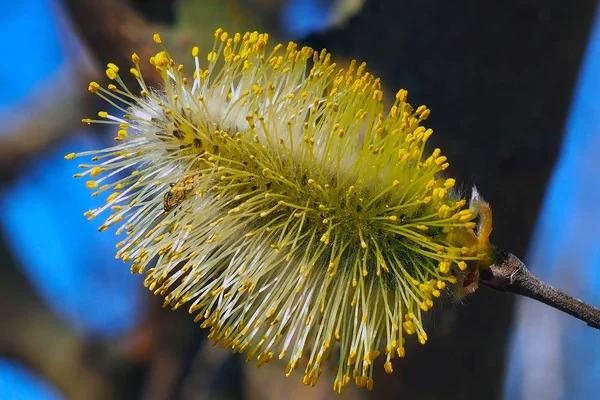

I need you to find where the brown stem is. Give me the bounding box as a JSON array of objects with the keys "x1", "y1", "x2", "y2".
[{"x1": 479, "y1": 249, "x2": 600, "y2": 330}]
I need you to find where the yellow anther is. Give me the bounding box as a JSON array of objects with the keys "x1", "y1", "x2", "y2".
[
  {"x1": 130, "y1": 68, "x2": 140, "y2": 78},
  {"x1": 395, "y1": 89, "x2": 407, "y2": 101},
  {"x1": 152, "y1": 51, "x2": 169, "y2": 70},
  {"x1": 458, "y1": 210, "x2": 473, "y2": 222},
  {"x1": 131, "y1": 52, "x2": 140, "y2": 64},
  {"x1": 85, "y1": 180, "x2": 98, "y2": 189},
  {"x1": 384, "y1": 361, "x2": 393, "y2": 374},
  {"x1": 105, "y1": 68, "x2": 117, "y2": 80},
  {"x1": 64, "y1": 153, "x2": 76, "y2": 160},
  {"x1": 88, "y1": 81, "x2": 100, "y2": 93},
  {"x1": 106, "y1": 63, "x2": 119, "y2": 73},
  {"x1": 434, "y1": 156, "x2": 448, "y2": 166},
  {"x1": 152, "y1": 33, "x2": 162, "y2": 44},
  {"x1": 106, "y1": 192, "x2": 120, "y2": 203},
  {"x1": 438, "y1": 261, "x2": 450, "y2": 274},
  {"x1": 402, "y1": 320, "x2": 416, "y2": 335},
  {"x1": 368, "y1": 350, "x2": 380, "y2": 362},
  {"x1": 457, "y1": 261, "x2": 468, "y2": 271},
  {"x1": 192, "y1": 46, "x2": 199, "y2": 57},
  {"x1": 438, "y1": 204, "x2": 451, "y2": 218},
  {"x1": 90, "y1": 166, "x2": 104, "y2": 178},
  {"x1": 397, "y1": 346, "x2": 406, "y2": 358},
  {"x1": 423, "y1": 128, "x2": 434, "y2": 141}
]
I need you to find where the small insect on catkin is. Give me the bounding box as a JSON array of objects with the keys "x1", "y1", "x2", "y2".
[{"x1": 66, "y1": 29, "x2": 492, "y2": 392}]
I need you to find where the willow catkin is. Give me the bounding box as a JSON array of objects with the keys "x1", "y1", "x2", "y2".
[{"x1": 66, "y1": 29, "x2": 492, "y2": 392}]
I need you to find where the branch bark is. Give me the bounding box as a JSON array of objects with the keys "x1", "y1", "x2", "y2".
[{"x1": 480, "y1": 250, "x2": 600, "y2": 330}]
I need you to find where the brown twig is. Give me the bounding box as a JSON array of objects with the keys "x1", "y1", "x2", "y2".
[{"x1": 480, "y1": 250, "x2": 600, "y2": 330}]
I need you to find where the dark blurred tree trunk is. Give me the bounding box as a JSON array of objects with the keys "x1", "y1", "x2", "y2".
[{"x1": 306, "y1": 1, "x2": 597, "y2": 398}]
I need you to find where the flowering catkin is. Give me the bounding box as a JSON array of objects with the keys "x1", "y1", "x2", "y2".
[{"x1": 66, "y1": 29, "x2": 491, "y2": 392}]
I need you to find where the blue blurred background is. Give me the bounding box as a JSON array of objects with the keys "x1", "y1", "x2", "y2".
[
  {"x1": 504, "y1": 5, "x2": 600, "y2": 399},
  {"x1": 0, "y1": 1, "x2": 598, "y2": 399}
]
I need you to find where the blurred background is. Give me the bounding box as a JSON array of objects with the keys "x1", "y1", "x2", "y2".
[{"x1": 0, "y1": 0, "x2": 599, "y2": 399}]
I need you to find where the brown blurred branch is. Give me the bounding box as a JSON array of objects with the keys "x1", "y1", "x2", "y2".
[
  {"x1": 0, "y1": 63, "x2": 94, "y2": 178},
  {"x1": 0, "y1": 246, "x2": 119, "y2": 399},
  {"x1": 0, "y1": 0, "x2": 162, "y2": 177},
  {"x1": 63, "y1": 0, "x2": 161, "y2": 88},
  {"x1": 480, "y1": 250, "x2": 600, "y2": 330}
]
